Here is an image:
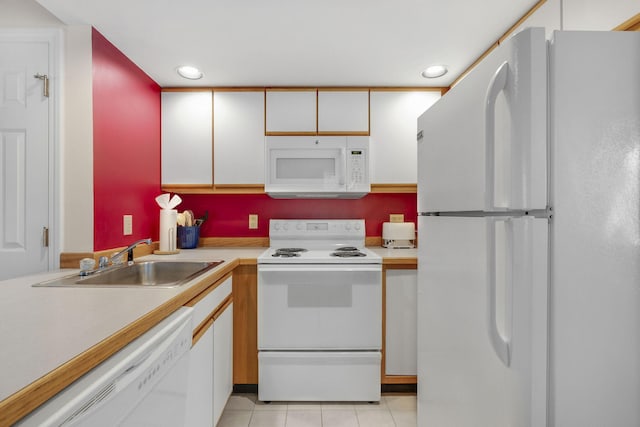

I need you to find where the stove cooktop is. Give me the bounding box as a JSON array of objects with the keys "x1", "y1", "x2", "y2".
[
  {"x1": 259, "y1": 246, "x2": 381, "y2": 264},
  {"x1": 259, "y1": 219, "x2": 382, "y2": 264}
]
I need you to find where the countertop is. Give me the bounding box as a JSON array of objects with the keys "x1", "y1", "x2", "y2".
[{"x1": 0, "y1": 246, "x2": 415, "y2": 425}]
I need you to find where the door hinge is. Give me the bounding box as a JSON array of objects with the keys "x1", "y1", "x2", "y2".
[
  {"x1": 34, "y1": 73, "x2": 49, "y2": 98},
  {"x1": 43, "y1": 227, "x2": 49, "y2": 247}
]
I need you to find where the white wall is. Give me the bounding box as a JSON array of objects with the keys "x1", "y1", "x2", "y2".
[
  {"x1": 61, "y1": 25, "x2": 94, "y2": 252},
  {"x1": 563, "y1": 0, "x2": 639, "y2": 30},
  {"x1": 513, "y1": 0, "x2": 639, "y2": 37},
  {"x1": 0, "y1": 0, "x2": 63, "y2": 26}
]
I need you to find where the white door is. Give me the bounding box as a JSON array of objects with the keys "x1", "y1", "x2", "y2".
[
  {"x1": 0, "y1": 39, "x2": 50, "y2": 280},
  {"x1": 417, "y1": 27, "x2": 547, "y2": 213},
  {"x1": 417, "y1": 215, "x2": 548, "y2": 427}
]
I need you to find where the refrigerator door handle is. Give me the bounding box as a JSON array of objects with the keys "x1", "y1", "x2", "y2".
[
  {"x1": 484, "y1": 61, "x2": 509, "y2": 211},
  {"x1": 486, "y1": 217, "x2": 512, "y2": 367}
]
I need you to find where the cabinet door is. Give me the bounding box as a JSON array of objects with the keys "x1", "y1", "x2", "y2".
[
  {"x1": 213, "y1": 91, "x2": 265, "y2": 184},
  {"x1": 265, "y1": 90, "x2": 316, "y2": 134},
  {"x1": 161, "y1": 91, "x2": 213, "y2": 185},
  {"x1": 369, "y1": 91, "x2": 440, "y2": 183},
  {"x1": 385, "y1": 269, "x2": 417, "y2": 375},
  {"x1": 213, "y1": 303, "x2": 233, "y2": 426},
  {"x1": 318, "y1": 90, "x2": 369, "y2": 134},
  {"x1": 185, "y1": 324, "x2": 214, "y2": 427}
]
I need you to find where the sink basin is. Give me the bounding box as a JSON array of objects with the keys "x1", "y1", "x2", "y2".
[{"x1": 34, "y1": 260, "x2": 224, "y2": 288}]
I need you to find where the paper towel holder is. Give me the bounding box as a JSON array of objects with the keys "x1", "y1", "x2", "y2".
[{"x1": 382, "y1": 222, "x2": 415, "y2": 249}]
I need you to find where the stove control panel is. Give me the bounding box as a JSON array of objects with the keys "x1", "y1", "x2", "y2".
[{"x1": 269, "y1": 219, "x2": 365, "y2": 239}]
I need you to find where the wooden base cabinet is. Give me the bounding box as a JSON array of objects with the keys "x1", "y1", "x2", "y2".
[
  {"x1": 232, "y1": 264, "x2": 258, "y2": 385},
  {"x1": 185, "y1": 274, "x2": 233, "y2": 427}
]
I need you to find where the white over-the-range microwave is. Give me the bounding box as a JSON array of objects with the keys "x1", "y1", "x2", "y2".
[{"x1": 264, "y1": 136, "x2": 370, "y2": 199}]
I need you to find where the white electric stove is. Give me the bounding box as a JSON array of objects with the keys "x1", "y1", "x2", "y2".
[{"x1": 257, "y1": 219, "x2": 382, "y2": 402}]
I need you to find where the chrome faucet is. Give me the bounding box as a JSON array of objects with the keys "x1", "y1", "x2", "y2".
[{"x1": 99, "y1": 238, "x2": 152, "y2": 268}]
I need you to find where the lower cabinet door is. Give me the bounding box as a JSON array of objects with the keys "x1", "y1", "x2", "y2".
[
  {"x1": 213, "y1": 303, "x2": 233, "y2": 426},
  {"x1": 185, "y1": 325, "x2": 214, "y2": 427}
]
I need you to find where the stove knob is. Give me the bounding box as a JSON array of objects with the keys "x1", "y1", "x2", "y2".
[
  {"x1": 354, "y1": 222, "x2": 361, "y2": 231},
  {"x1": 273, "y1": 223, "x2": 281, "y2": 231},
  {"x1": 296, "y1": 223, "x2": 303, "y2": 231},
  {"x1": 345, "y1": 223, "x2": 351, "y2": 230},
  {"x1": 283, "y1": 223, "x2": 289, "y2": 230}
]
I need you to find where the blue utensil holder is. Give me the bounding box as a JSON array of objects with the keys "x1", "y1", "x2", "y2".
[{"x1": 177, "y1": 226, "x2": 200, "y2": 249}]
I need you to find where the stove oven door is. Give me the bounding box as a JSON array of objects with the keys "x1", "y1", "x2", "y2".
[{"x1": 257, "y1": 263, "x2": 382, "y2": 350}]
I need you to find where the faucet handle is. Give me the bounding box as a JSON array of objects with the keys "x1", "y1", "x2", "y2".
[{"x1": 98, "y1": 256, "x2": 109, "y2": 269}]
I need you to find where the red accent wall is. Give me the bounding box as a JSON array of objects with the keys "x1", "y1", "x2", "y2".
[
  {"x1": 92, "y1": 28, "x2": 162, "y2": 251},
  {"x1": 177, "y1": 193, "x2": 417, "y2": 238},
  {"x1": 89, "y1": 29, "x2": 416, "y2": 248}
]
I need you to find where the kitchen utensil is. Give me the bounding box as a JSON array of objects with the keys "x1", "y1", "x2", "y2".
[
  {"x1": 184, "y1": 210, "x2": 194, "y2": 227},
  {"x1": 155, "y1": 193, "x2": 170, "y2": 209},
  {"x1": 167, "y1": 194, "x2": 182, "y2": 209},
  {"x1": 177, "y1": 212, "x2": 186, "y2": 226}
]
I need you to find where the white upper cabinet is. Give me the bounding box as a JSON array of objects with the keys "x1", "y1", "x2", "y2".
[
  {"x1": 369, "y1": 91, "x2": 440, "y2": 184},
  {"x1": 213, "y1": 91, "x2": 265, "y2": 185},
  {"x1": 265, "y1": 90, "x2": 317, "y2": 134},
  {"x1": 161, "y1": 91, "x2": 212, "y2": 185},
  {"x1": 318, "y1": 90, "x2": 369, "y2": 134}
]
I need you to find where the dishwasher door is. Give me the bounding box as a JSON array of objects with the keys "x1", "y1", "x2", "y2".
[{"x1": 16, "y1": 307, "x2": 193, "y2": 427}]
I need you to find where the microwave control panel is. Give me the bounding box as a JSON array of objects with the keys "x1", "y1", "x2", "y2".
[{"x1": 346, "y1": 138, "x2": 369, "y2": 192}]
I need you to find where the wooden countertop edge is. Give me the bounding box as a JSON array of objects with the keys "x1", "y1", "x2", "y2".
[
  {"x1": 0, "y1": 259, "x2": 239, "y2": 426},
  {"x1": 382, "y1": 257, "x2": 417, "y2": 266}
]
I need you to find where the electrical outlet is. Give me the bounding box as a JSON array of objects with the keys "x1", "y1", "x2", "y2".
[
  {"x1": 389, "y1": 214, "x2": 404, "y2": 223},
  {"x1": 123, "y1": 215, "x2": 133, "y2": 235},
  {"x1": 249, "y1": 214, "x2": 258, "y2": 229}
]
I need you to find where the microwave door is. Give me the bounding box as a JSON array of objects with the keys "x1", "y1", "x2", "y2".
[{"x1": 268, "y1": 148, "x2": 345, "y2": 193}]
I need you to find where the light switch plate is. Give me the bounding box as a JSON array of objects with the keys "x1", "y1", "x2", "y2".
[
  {"x1": 249, "y1": 214, "x2": 258, "y2": 229},
  {"x1": 389, "y1": 214, "x2": 404, "y2": 223},
  {"x1": 123, "y1": 215, "x2": 133, "y2": 235}
]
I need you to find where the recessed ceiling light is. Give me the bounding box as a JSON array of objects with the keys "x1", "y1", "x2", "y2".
[
  {"x1": 177, "y1": 65, "x2": 204, "y2": 80},
  {"x1": 421, "y1": 65, "x2": 448, "y2": 79}
]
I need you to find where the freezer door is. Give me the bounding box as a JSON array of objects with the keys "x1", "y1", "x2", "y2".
[
  {"x1": 417, "y1": 216, "x2": 548, "y2": 427},
  {"x1": 549, "y1": 30, "x2": 640, "y2": 427},
  {"x1": 417, "y1": 27, "x2": 547, "y2": 213}
]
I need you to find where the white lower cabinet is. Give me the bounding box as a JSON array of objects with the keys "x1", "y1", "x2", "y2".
[
  {"x1": 213, "y1": 303, "x2": 233, "y2": 425},
  {"x1": 385, "y1": 269, "x2": 417, "y2": 375},
  {"x1": 185, "y1": 276, "x2": 233, "y2": 427},
  {"x1": 186, "y1": 323, "x2": 215, "y2": 426}
]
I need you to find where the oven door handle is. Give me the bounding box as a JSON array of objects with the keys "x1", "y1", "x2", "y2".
[{"x1": 258, "y1": 265, "x2": 382, "y2": 273}]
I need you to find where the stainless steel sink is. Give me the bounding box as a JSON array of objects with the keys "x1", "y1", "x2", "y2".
[{"x1": 33, "y1": 260, "x2": 224, "y2": 288}]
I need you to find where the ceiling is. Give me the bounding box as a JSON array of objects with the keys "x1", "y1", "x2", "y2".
[{"x1": 36, "y1": 0, "x2": 540, "y2": 88}]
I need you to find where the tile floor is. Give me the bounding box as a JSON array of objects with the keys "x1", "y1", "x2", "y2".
[{"x1": 217, "y1": 393, "x2": 416, "y2": 427}]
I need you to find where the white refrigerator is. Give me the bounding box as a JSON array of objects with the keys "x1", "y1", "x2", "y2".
[{"x1": 417, "y1": 28, "x2": 640, "y2": 427}]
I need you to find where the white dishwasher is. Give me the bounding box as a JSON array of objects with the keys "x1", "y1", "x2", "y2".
[{"x1": 17, "y1": 307, "x2": 193, "y2": 427}]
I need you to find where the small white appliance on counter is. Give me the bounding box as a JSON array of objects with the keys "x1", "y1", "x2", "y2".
[
  {"x1": 264, "y1": 136, "x2": 370, "y2": 199},
  {"x1": 417, "y1": 28, "x2": 640, "y2": 426},
  {"x1": 257, "y1": 219, "x2": 382, "y2": 402},
  {"x1": 382, "y1": 222, "x2": 415, "y2": 248},
  {"x1": 16, "y1": 307, "x2": 193, "y2": 427}
]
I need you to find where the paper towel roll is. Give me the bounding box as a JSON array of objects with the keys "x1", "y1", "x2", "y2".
[{"x1": 159, "y1": 209, "x2": 178, "y2": 252}]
